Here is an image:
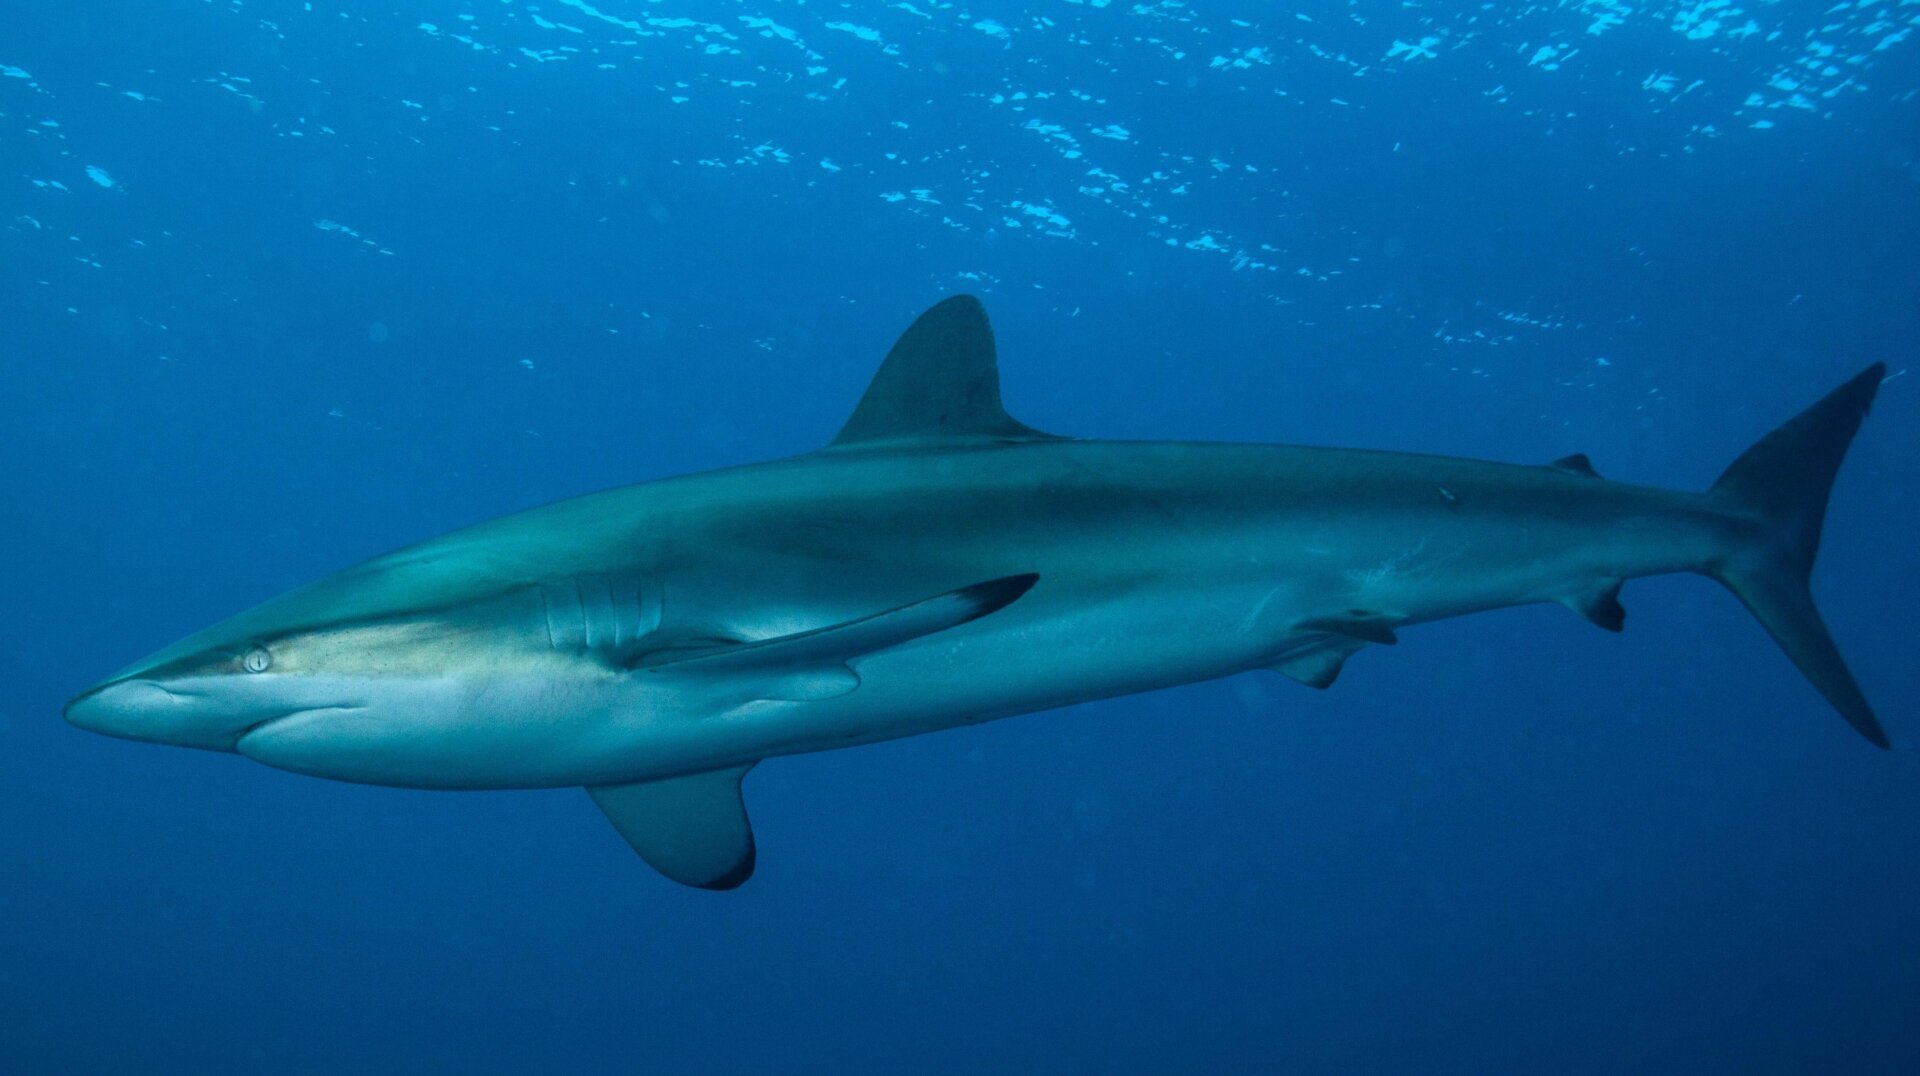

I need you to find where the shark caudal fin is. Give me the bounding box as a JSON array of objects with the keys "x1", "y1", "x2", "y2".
[{"x1": 1708, "y1": 362, "x2": 1888, "y2": 748}]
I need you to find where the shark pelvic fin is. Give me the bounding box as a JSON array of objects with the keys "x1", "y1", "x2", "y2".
[
  {"x1": 1296, "y1": 613, "x2": 1399, "y2": 646},
  {"x1": 1268, "y1": 636, "x2": 1371, "y2": 689},
  {"x1": 1549, "y1": 453, "x2": 1601, "y2": 478},
  {"x1": 829, "y1": 295, "x2": 1060, "y2": 449},
  {"x1": 638, "y1": 574, "x2": 1040, "y2": 693},
  {"x1": 1562, "y1": 579, "x2": 1626, "y2": 632},
  {"x1": 590, "y1": 765, "x2": 757, "y2": 889}
]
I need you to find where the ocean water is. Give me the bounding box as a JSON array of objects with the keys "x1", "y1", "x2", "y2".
[{"x1": 4, "y1": 2, "x2": 1918, "y2": 1072}]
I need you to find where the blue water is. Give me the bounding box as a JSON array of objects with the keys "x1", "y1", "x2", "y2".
[{"x1": 5, "y1": 3, "x2": 1918, "y2": 1072}]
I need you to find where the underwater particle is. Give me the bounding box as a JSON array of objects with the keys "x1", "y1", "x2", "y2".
[
  {"x1": 825, "y1": 22, "x2": 882, "y2": 44},
  {"x1": 1386, "y1": 37, "x2": 1441, "y2": 61}
]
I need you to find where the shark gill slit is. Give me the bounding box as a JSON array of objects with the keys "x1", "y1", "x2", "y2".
[
  {"x1": 542, "y1": 573, "x2": 661, "y2": 656},
  {"x1": 542, "y1": 578, "x2": 583, "y2": 653},
  {"x1": 582, "y1": 574, "x2": 607, "y2": 651}
]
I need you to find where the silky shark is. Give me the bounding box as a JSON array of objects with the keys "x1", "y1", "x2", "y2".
[{"x1": 67, "y1": 297, "x2": 1888, "y2": 889}]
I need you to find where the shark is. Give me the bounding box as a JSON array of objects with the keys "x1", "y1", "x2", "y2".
[{"x1": 66, "y1": 296, "x2": 1888, "y2": 889}]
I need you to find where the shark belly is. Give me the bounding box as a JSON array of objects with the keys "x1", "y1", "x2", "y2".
[{"x1": 232, "y1": 673, "x2": 631, "y2": 788}]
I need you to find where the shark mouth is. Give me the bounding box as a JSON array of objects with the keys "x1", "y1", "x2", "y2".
[{"x1": 233, "y1": 703, "x2": 368, "y2": 749}]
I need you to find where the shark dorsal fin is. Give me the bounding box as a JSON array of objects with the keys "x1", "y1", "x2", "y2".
[{"x1": 829, "y1": 295, "x2": 1058, "y2": 449}]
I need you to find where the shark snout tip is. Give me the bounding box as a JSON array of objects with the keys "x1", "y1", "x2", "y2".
[
  {"x1": 62, "y1": 685, "x2": 109, "y2": 733},
  {"x1": 62, "y1": 678, "x2": 170, "y2": 736}
]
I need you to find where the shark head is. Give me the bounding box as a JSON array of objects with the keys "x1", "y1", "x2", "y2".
[
  {"x1": 64, "y1": 593, "x2": 495, "y2": 757},
  {"x1": 63, "y1": 637, "x2": 370, "y2": 755},
  {"x1": 61, "y1": 528, "x2": 643, "y2": 787},
  {"x1": 66, "y1": 549, "x2": 494, "y2": 750}
]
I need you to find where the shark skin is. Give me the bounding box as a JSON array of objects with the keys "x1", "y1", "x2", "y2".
[{"x1": 66, "y1": 296, "x2": 1888, "y2": 889}]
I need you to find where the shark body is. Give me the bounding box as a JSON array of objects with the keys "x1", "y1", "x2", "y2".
[{"x1": 66, "y1": 297, "x2": 1887, "y2": 888}]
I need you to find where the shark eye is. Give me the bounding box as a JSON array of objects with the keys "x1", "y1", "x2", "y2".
[{"x1": 241, "y1": 646, "x2": 273, "y2": 674}]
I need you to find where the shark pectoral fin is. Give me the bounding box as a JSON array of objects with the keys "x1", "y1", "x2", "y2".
[
  {"x1": 1295, "y1": 614, "x2": 1399, "y2": 646},
  {"x1": 827, "y1": 295, "x2": 1061, "y2": 449},
  {"x1": 1562, "y1": 579, "x2": 1627, "y2": 632},
  {"x1": 589, "y1": 764, "x2": 757, "y2": 890},
  {"x1": 1268, "y1": 637, "x2": 1370, "y2": 689},
  {"x1": 642, "y1": 574, "x2": 1040, "y2": 686},
  {"x1": 1548, "y1": 453, "x2": 1602, "y2": 478}
]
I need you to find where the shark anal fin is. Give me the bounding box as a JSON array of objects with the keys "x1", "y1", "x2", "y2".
[
  {"x1": 589, "y1": 765, "x2": 757, "y2": 890},
  {"x1": 638, "y1": 574, "x2": 1039, "y2": 686},
  {"x1": 1269, "y1": 637, "x2": 1370, "y2": 689},
  {"x1": 829, "y1": 295, "x2": 1059, "y2": 449},
  {"x1": 1563, "y1": 579, "x2": 1627, "y2": 632},
  {"x1": 1296, "y1": 614, "x2": 1399, "y2": 646},
  {"x1": 1549, "y1": 453, "x2": 1602, "y2": 478}
]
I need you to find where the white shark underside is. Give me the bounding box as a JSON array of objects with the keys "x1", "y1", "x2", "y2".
[{"x1": 66, "y1": 297, "x2": 1888, "y2": 889}]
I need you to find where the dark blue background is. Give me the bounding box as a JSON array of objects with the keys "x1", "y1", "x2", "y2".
[{"x1": 4, "y1": 3, "x2": 1917, "y2": 1072}]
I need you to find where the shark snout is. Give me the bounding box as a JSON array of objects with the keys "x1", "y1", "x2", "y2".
[
  {"x1": 68, "y1": 678, "x2": 194, "y2": 741},
  {"x1": 64, "y1": 677, "x2": 275, "y2": 753},
  {"x1": 66, "y1": 678, "x2": 174, "y2": 726}
]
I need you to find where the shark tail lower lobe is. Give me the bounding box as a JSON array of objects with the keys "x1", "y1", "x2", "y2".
[{"x1": 1707, "y1": 363, "x2": 1888, "y2": 748}]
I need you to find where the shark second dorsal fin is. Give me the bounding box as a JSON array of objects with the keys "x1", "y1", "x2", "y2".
[{"x1": 829, "y1": 295, "x2": 1059, "y2": 449}]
